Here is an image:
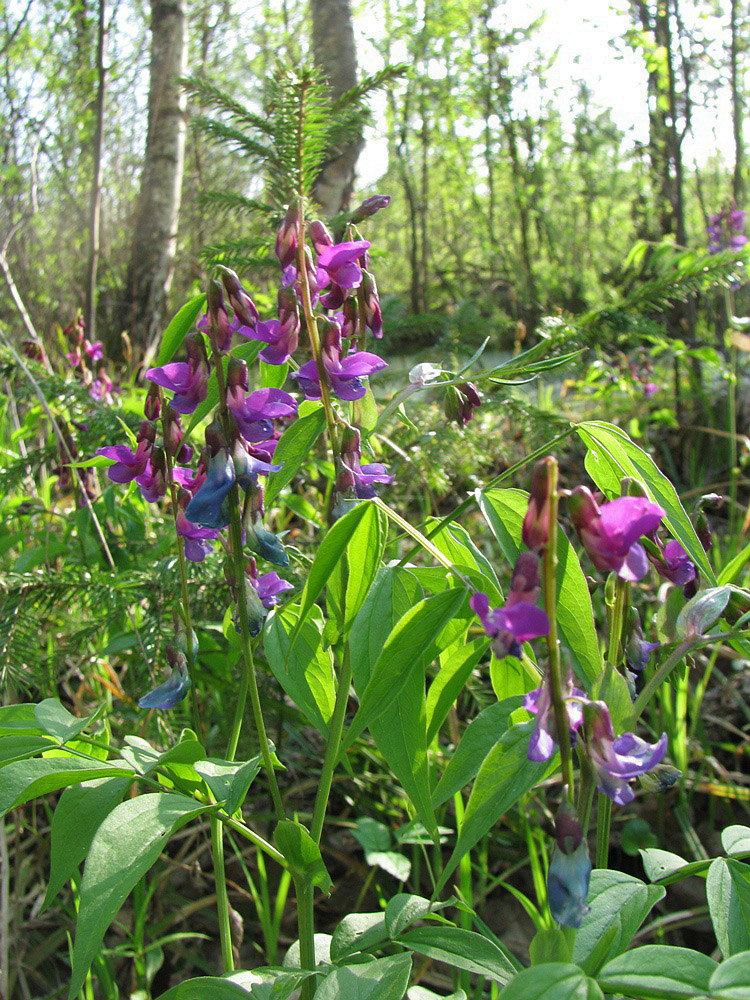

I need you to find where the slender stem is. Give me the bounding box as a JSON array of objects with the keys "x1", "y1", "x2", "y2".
[
  {"x1": 297, "y1": 883, "x2": 317, "y2": 1000},
  {"x1": 395, "y1": 425, "x2": 577, "y2": 566},
  {"x1": 310, "y1": 648, "x2": 353, "y2": 844},
  {"x1": 220, "y1": 814, "x2": 286, "y2": 867},
  {"x1": 204, "y1": 304, "x2": 285, "y2": 821},
  {"x1": 633, "y1": 637, "x2": 699, "y2": 720},
  {"x1": 374, "y1": 497, "x2": 474, "y2": 591},
  {"x1": 541, "y1": 466, "x2": 575, "y2": 800},
  {"x1": 595, "y1": 795, "x2": 612, "y2": 870},
  {"x1": 211, "y1": 816, "x2": 235, "y2": 972},
  {"x1": 162, "y1": 406, "x2": 201, "y2": 735},
  {"x1": 594, "y1": 576, "x2": 629, "y2": 867},
  {"x1": 576, "y1": 753, "x2": 596, "y2": 838}
]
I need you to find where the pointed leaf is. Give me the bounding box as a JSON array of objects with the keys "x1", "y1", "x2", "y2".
[
  {"x1": 314, "y1": 953, "x2": 412, "y2": 1000},
  {"x1": 709, "y1": 951, "x2": 750, "y2": 999},
  {"x1": 194, "y1": 756, "x2": 261, "y2": 814},
  {"x1": 0, "y1": 758, "x2": 132, "y2": 819},
  {"x1": 597, "y1": 945, "x2": 717, "y2": 999},
  {"x1": 326, "y1": 502, "x2": 386, "y2": 637},
  {"x1": 708, "y1": 859, "x2": 750, "y2": 958},
  {"x1": 274, "y1": 820, "x2": 332, "y2": 895},
  {"x1": 34, "y1": 699, "x2": 102, "y2": 743},
  {"x1": 426, "y1": 638, "x2": 489, "y2": 745},
  {"x1": 498, "y1": 964, "x2": 603, "y2": 1000},
  {"x1": 397, "y1": 926, "x2": 516, "y2": 984},
  {"x1": 68, "y1": 793, "x2": 208, "y2": 999},
  {"x1": 156, "y1": 293, "x2": 207, "y2": 365},
  {"x1": 265, "y1": 405, "x2": 327, "y2": 505},
  {"x1": 264, "y1": 606, "x2": 335, "y2": 735},
  {"x1": 349, "y1": 567, "x2": 423, "y2": 691}
]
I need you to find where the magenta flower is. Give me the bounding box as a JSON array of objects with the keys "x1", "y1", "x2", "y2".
[
  {"x1": 317, "y1": 240, "x2": 370, "y2": 290},
  {"x1": 291, "y1": 320, "x2": 387, "y2": 402},
  {"x1": 588, "y1": 702, "x2": 667, "y2": 806},
  {"x1": 97, "y1": 422, "x2": 155, "y2": 483},
  {"x1": 336, "y1": 425, "x2": 393, "y2": 499},
  {"x1": 568, "y1": 487, "x2": 665, "y2": 581},
  {"x1": 505, "y1": 551, "x2": 542, "y2": 607},
  {"x1": 524, "y1": 671, "x2": 585, "y2": 763},
  {"x1": 237, "y1": 286, "x2": 300, "y2": 366},
  {"x1": 275, "y1": 202, "x2": 299, "y2": 269},
  {"x1": 648, "y1": 538, "x2": 696, "y2": 587},
  {"x1": 227, "y1": 386, "x2": 297, "y2": 443},
  {"x1": 135, "y1": 448, "x2": 168, "y2": 503},
  {"x1": 85, "y1": 340, "x2": 104, "y2": 361},
  {"x1": 176, "y1": 508, "x2": 220, "y2": 562},
  {"x1": 247, "y1": 557, "x2": 293, "y2": 610},
  {"x1": 351, "y1": 194, "x2": 391, "y2": 222},
  {"x1": 471, "y1": 591, "x2": 550, "y2": 660},
  {"x1": 146, "y1": 334, "x2": 209, "y2": 415},
  {"x1": 445, "y1": 382, "x2": 481, "y2": 427}
]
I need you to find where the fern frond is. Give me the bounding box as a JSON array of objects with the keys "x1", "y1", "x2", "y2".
[
  {"x1": 331, "y1": 64, "x2": 409, "y2": 112},
  {"x1": 192, "y1": 116, "x2": 278, "y2": 165},
  {"x1": 197, "y1": 191, "x2": 275, "y2": 219},
  {"x1": 182, "y1": 75, "x2": 275, "y2": 136}
]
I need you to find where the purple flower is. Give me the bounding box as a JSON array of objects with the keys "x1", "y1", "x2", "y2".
[
  {"x1": 236, "y1": 286, "x2": 300, "y2": 365},
  {"x1": 445, "y1": 382, "x2": 481, "y2": 427},
  {"x1": 708, "y1": 204, "x2": 747, "y2": 254},
  {"x1": 648, "y1": 538, "x2": 696, "y2": 587},
  {"x1": 275, "y1": 202, "x2": 299, "y2": 269},
  {"x1": 568, "y1": 487, "x2": 665, "y2": 582},
  {"x1": 522, "y1": 458, "x2": 554, "y2": 554},
  {"x1": 588, "y1": 702, "x2": 667, "y2": 806},
  {"x1": 220, "y1": 267, "x2": 259, "y2": 331},
  {"x1": 97, "y1": 423, "x2": 155, "y2": 483},
  {"x1": 643, "y1": 382, "x2": 659, "y2": 399},
  {"x1": 146, "y1": 334, "x2": 209, "y2": 415},
  {"x1": 471, "y1": 591, "x2": 550, "y2": 660},
  {"x1": 505, "y1": 551, "x2": 542, "y2": 607},
  {"x1": 336, "y1": 424, "x2": 394, "y2": 499},
  {"x1": 232, "y1": 437, "x2": 283, "y2": 490},
  {"x1": 626, "y1": 618, "x2": 660, "y2": 672},
  {"x1": 227, "y1": 386, "x2": 297, "y2": 443},
  {"x1": 135, "y1": 448, "x2": 168, "y2": 503},
  {"x1": 351, "y1": 194, "x2": 391, "y2": 223},
  {"x1": 185, "y1": 449, "x2": 236, "y2": 529},
  {"x1": 291, "y1": 320, "x2": 387, "y2": 402},
  {"x1": 84, "y1": 340, "x2": 103, "y2": 361},
  {"x1": 360, "y1": 270, "x2": 383, "y2": 339},
  {"x1": 524, "y1": 671, "x2": 585, "y2": 762},
  {"x1": 317, "y1": 240, "x2": 370, "y2": 290},
  {"x1": 548, "y1": 805, "x2": 591, "y2": 929},
  {"x1": 176, "y1": 506, "x2": 220, "y2": 562},
  {"x1": 139, "y1": 645, "x2": 190, "y2": 711},
  {"x1": 247, "y1": 557, "x2": 293, "y2": 609}
]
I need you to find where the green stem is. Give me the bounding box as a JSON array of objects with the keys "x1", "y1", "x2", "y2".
[
  {"x1": 211, "y1": 816, "x2": 235, "y2": 972},
  {"x1": 162, "y1": 412, "x2": 201, "y2": 736},
  {"x1": 541, "y1": 465, "x2": 575, "y2": 800},
  {"x1": 297, "y1": 883, "x2": 317, "y2": 1000},
  {"x1": 594, "y1": 576, "x2": 629, "y2": 867},
  {"x1": 310, "y1": 648, "x2": 353, "y2": 844},
  {"x1": 576, "y1": 753, "x2": 596, "y2": 838},
  {"x1": 204, "y1": 296, "x2": 285, "y2": 822},
  {"x1": 395, "y1": 425, "x2": 576, "y2": 566},
  {"x1": 633, "y1": 637, "x2": 699, "y2": 720}
]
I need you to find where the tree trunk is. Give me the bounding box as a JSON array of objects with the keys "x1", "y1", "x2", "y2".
[
  {"x1": 85, "y1": 0, "x2": 107, "y2": 341},
  {"x1": 731, "y1": 0, "x2": 745, "y2": 205},
  {"x1": 310, "y1": 0, "x2": 363, "y2": 216},
  {"x1": 116, "y1": 0, "x2": 187, "y2": 358}
]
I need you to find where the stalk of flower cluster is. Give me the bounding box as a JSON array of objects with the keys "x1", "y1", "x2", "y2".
[
  {"x1": 160, "y1": 402, "x2": 201, "y2": 736},
  {"x1": 310, "y1": 646, "x2": 354, "y2": 845},
  {"x1": 204, "y1": 314, "x2": 285, "y2": 821},
  {"x1": 541, "y1": 462, "x2": 576, "y2": 801},
  {"x1": 594, "y1": 575, "x2": 629, "y2": 869}
]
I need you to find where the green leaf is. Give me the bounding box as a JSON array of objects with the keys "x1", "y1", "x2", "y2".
[
  {"x1": 330, "y1": 911, "x2": 389, "y2": 962},
  {"x1": 724, "y1": 826, "x2": 750, "y2": 857},
  {"x1": 436, "y1": 722, "x2": 550, "y2": 894},
  {"x1": 185, "y1": 341, "x2": 262, "y2": 438},
  {"x1": 639, "y1": 847, "x2": 710, "y2": 884},
  {"x1": 384, "y1": 893, "x2": 453, "y2": 938},
  {"x1": 0, "y1": 734, "x2": 54, "y2": 764},
  {"x1": 119, "y1": 736, "x2": 206, "y2": 775},
  {"x1": 340, "y1": 588, "x2": 469, "y2": 760},
  {"x1": 34, "y1": 699, "x2": 102, "y2": 743},
  {"x1": 260, "y1": 359, "x2": 289, "y2": 389},
  {"x1": 349, "y1": 567, "x2": 423, "y2": 690},
  {"x1": 351, "y1": 818, "x2": 411, "y2": 880},
  {"x1": 274, "y1": 820, "x2": 332, "y2": 895},
  {"x1": 597, "y1": 946, "x2": 717, "y2": 999},
  {"x1": 709, "y1": 951, "x2": 750, "y2": 999},
  {"x1": 497, "y1": 963, "x2": 603, "y2": 999},
  {"x1": 573, "y1": 870, "x2": 665, "y2": 974},
  {"x1": 708, "y1": 859, "x2": 750, "y2": 958},
  {"x1": 477, "y1": 489, "x2": 601, "y2": 689},
  {"x1": 577, "y1": 421, "x2": 716, "y2": 585},
  {"x1": 0, "y1": 703, "x2": 42, "y2": 734},
  {"x1": 368, "y1": 646, "x2": 438, "y2": 841},
  {"x1": 43, "y1": 776, "x2": 131, "y2": 910},
  {"x1": 194, "y1": 756, "x2": 261, "y2": 814},
  {"x1": 718, "y1": 540, "x2": 750, "y2": 585},
  {"x1": 0, "y1": 758, "x2": 132, "y2": 819},
  {"x1": 426, "y1": 638, "x2": 489, "y2": 745},
  {"x1": 68, "y1": 793, "x2": 208, "y2": 999},
  {"x1": 154, "y1": 977, "x2": 257, "y2": 1000},
  {"x1": 426, "y1": 519, "x2": 502, "y2": 601},
  {"x1": 264, "y1": 606, "x2": 335, "y2": 735},
  {"x1": 265, "y1": 406, "x2": 327, "y2": 506},
  {"x1": 326, "y1": 502, "x2": 386, "y2": 637},
  {"x1": 432, "y1": 697, "x2": 524, "y2": 808},
  {"x1": 156, "y1": 293, "x2": 207, "y2": 365},
  {"x1": 398, "y1": 926, "x2": 516, "y2": 985},
  {"x1": 314, "y1": 953, "x2": 412, "y2": 1000},
  {"x1": 290, "y1": 502, "x2": 372, "y2": 651},
  {"x1": 529, "y1": 928, "x2": 572, "y2": 966}
]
